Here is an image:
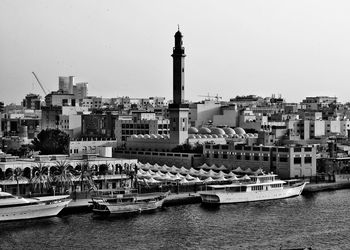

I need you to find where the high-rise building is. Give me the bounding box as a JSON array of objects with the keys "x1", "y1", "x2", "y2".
[
  {"x1": 73, "y1": 82, "x2": 88, "y2": 99},
  {"x1": 59, "y1": 76, "x2": 74, "y2": 94}
]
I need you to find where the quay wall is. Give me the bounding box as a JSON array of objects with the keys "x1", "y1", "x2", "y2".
[{"x1": 303, "y1": 182, "x2": 350, "y2": 193}]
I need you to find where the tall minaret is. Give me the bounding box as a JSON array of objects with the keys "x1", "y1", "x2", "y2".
[
  {"x1": 169, "y1": 28, "x2": 189, "y2": 146},
  {"x1": 172, "y1": 28, "x2": 186, "y2": 104}
]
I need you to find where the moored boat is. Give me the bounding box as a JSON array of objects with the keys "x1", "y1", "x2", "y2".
[
  {"x1": 0, "y1": 191, "x2": 71, "y2": 222},
  {"x1": 199, "y1": 173, "x2": 307, "y2": 205},
  {"x1": 91, "y1": 188, "x2": 170, "y2": 217}
]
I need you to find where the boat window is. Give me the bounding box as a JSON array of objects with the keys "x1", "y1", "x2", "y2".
[
  {"x1": 226, "y1": 187, "x2": 241, "y2": 192},
  {"x1": 252, "y1": 186, "x2": 264, "y2": 191},
  {"x1": 0, "y1": 195, "x2": 15, "y2": 199}
]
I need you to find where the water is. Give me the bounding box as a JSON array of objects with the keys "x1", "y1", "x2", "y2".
[{"x1": 1, "y1": 190, "x2": 350, "y2": 250}]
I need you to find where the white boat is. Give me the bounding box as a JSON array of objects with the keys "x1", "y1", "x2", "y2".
[
  {"x1": 199, "y1": 173, "x2": 307, "y2": 204},
  {"x1": 91, "y1": 188, "x2": 170, "y2": 217},
  {"x1": 0, "y1": 191, "x2": 71, "y2": 222}
]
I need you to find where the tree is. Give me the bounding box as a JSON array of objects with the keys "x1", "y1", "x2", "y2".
[
  {"x1": 32, "y1": 129, "x2": 70, "y2": 155},
  {"x1": 31, "y1": 163, "x2": 52, "y2": 194},
  {"x1": 52, "y1": 160, "x2": 74, "y2": 194},
  {"x1": 77, "y1": 162, "x2": 97, "y2": 192},
  {"x1": 8, "y1": 167, "x2": 27, "y2": 195}
]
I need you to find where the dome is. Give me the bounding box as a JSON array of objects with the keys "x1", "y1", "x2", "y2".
[
  {"x1": 137, "y1": 134, "x2": 144, "y2": 139},
  {"x1": 201, "y1": 135, "x2": 207, "y2": 138},
  {"x1": 232, "y1": 134, "x2": 240, "y2": 138},
  {"x1": 165, "y1": 135, "x2": 170, "y2": 139},
  {"x1": 210, "y1": 127, "x2": 225, "y2": 135},
  {"x1": 144, "y1": 134, "x2": 151, "y2": 139},
  {"x1": 188, "y1": 127, "x2": 199, "y2": 134},
  {"x1": 131, "y1": 134, "x2": 138, "y2": 139},
  {"x1": 247, "y1": 133, "x2": 254, "y2": 137},
  {"x1": 150, "y1": 134, "x2": 157, "y2": 139},
  {"x1": 198, "y1": 127, "x2": 211, "y2": 134},
  {"x1": 222, "y1": 134, "x2": 229, "y2": 138},
  {"x1": 157, "y1": 135, "x2": 164, "y2": 139},
  {"x1": 188, "y1": 135, "x2": 195, "y2": 139},
  {"x1": 234, "y1": 127, "x2": 246, "y2": 135},
  {"x1": 223, "y1": 127, "x2": 236, "y2": 135},
  {"x1": 217, "y1": 134, "x2": 224, "y2": 138},
  {"x1": 207, "y1": 135, "x2": 213, "y2": 138},
  {"x1": 195, "y1": 135, "x2": 201, "y2": 139}
]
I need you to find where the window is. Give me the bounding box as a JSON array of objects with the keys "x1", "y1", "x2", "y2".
[
  {"x1": 279, "y1": 156, "x2": 288, "y2": 162},
  {"x1": 245, "y1": 155, "x2": 250, "y2": 160},
  {"x1": 294, "y1": 157, "x2": 301, "y2": 164},
  {"x1": 236, "y1": 154, "x2": 242, "y2": 160},
  {"x1": 304, "y1": 157, "x2": 312, "y2": 164}
]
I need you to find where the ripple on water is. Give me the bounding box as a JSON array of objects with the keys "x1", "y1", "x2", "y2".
[{"x1": 1, "y1": 190, "x2": 350, "y2": 250}]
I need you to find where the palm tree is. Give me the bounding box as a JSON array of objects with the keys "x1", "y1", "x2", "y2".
[
  {"x1": 77, "y1": 162, "x2": 97, "y2": 192},
  {"x1": 52, "y1": 160, "x2": 74, "y2": 194},
  {"x1": 8, "y1": 167, "x2": 27, "y2": 196},
  {"x1": 31, "y1": 163, "x2": 52, "y2": 194}
]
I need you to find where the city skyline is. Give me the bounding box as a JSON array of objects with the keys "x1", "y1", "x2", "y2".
[{"x1": 2, "y1": 0, "x2": 350, "y2": 104}]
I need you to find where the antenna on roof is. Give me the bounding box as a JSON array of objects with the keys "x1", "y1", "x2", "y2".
[{"x1": 178, "y1": 24, "x2": 180, "y2": 31}]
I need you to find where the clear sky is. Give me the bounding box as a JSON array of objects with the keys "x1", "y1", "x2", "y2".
[{"x1": 1, "y1": 0, "x2": 350, "y2": 105}]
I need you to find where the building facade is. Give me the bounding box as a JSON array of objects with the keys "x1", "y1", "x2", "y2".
[{"x1": 203, "y1": 143, "x2": 316, "y2": 179}]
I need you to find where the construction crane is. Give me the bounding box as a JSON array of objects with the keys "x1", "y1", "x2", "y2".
[
  {"x1": 32, "y1": 72, "x2": 48, "y2": 96},
  {"x1": 198, "y1": 93, "x2": 222, "y2": 102}
]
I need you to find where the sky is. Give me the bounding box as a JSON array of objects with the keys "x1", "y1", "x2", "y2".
[{"x1": 1, "y1": 0, "x2": 350, "y2": 105}]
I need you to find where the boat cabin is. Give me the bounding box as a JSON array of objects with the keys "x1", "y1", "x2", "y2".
[
  {"x1": 91, "y1": 188, "x2": 138, "y2": 199},
  {"x1": 206, "y1": 174, "x2": 285, "y2": 193}
]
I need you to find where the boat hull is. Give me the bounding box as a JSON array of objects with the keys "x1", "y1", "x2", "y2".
[
  {"x1": 0, "y1": 196, "x2": 71, "y2": 222},
  {"x1": 200, "y1": 183, "x2": 307, "y2": 204},
  {"x1": 92, "y1": 195, "x2": 167, "y2": 217}
]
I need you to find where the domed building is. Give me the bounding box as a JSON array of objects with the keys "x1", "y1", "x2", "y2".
[
  {"x1": 234, "y1": 127, "x2": 246, "y2": 135},
  {"x1": 223, "y1": 127, "x2": 236, "y2": 135},
  {"x1": 210, "y1": 127, "x2": 225, "y2": 135},
  {"x1": 198, "y1": 127, "x2": 211, "y2": 134},
  {"x1": 188, "y1": 127, "x2": 199, "y2": 134}
]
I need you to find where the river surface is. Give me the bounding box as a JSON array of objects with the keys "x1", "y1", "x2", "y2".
[{"x1": 1, "y1": 190, "x2": 350, "y2": 250}]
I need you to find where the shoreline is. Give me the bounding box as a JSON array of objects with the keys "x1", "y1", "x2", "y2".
[{"x1": 62, "y1": 181, "x2": 350, "y2": 214}]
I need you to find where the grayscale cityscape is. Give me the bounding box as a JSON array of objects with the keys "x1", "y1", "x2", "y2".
[{"x1": 1, "y1": 1, "x2": 350, "y2": 250}]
